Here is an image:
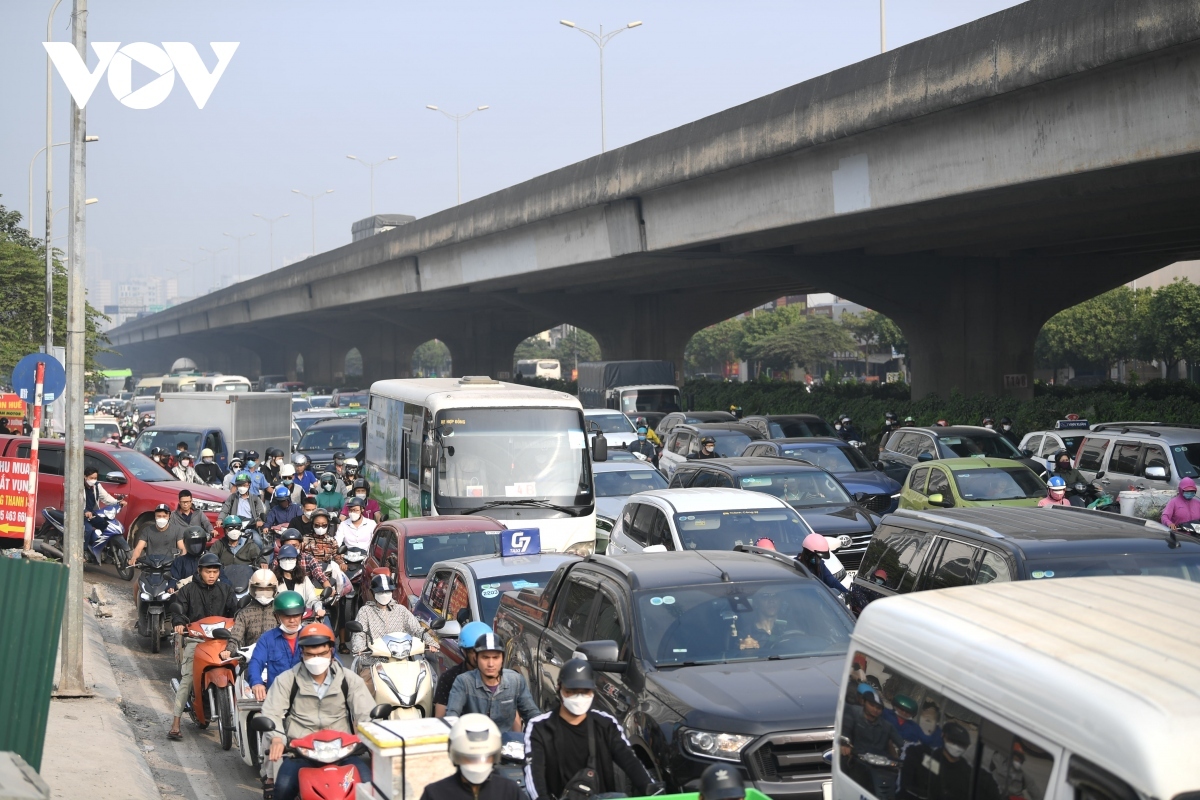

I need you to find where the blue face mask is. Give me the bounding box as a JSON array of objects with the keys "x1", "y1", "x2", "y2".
[
  {"x1": 1185, "y1": 491, "x2": 1196, "y2": 500},
  {"x1": 638, "y1": 434, "x2": 646, "y2": 441}
]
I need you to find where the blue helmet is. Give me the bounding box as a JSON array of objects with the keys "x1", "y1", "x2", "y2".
[
  {"x1": 1048, "y1": 476, "x2": 1067, "y2": 490},
  {"x1": 273, "y1": 485, "x2": 291, "y2": 501},
  {"x1": 278, "y1": 544, "x2": 300, "y2": 560},
  {"x1": 459, "y1": 621, "x2": 493, "y2": 649}
]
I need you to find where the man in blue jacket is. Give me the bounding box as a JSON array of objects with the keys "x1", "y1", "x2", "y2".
[{"x1": 246, "y1": 591, "x2": 306, "y2": 700}]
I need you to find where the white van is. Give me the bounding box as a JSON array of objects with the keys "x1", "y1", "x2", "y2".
[{"x1": 833, "y1": 575, "x2": 1200, "y2": 800}]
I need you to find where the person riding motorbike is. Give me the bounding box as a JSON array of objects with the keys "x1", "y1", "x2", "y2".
[
  {"x1": 341, "y1": 478, "x2": 381, "y2": 521},
  {"x1": 840, "y1": 416, "x2": 861, "y2": 442},
  {"x1": 129, "y1": 503, "x2": 183, "y2": 564},
  {"x1": 696, "y1": 435, "x2": 720, "y2": 460},
  {"x1": 266, "y1": 485, "x2": 297, "y2": 533},
  {"x1": 246, "y1": 591, "x2": 307, "y2": 701},
  {"x1": 150, "y1": 446, "x2": 170, "y2": 468},
  {"x1": 1038, "y1": 476, "x2": 1071, "y2": 507},
  {"x1": 171, "y1": 452, "x2": 205, "y2": 485},
  {"x1": 880, "y1": 412, "x2": 900, "y2": 448},
  {"x1": 729, "y1": 405, "x2": 743, "y2": 420},
  {"x1": 1162, "y1": 477, "x2": 1200, "y2": 529},
  {"x1": 301, "y1": 508, "x2": 343, "y2": 571},
  {"x1": 261, "y1": 447, "x2": 285, "y2": 485},
  {"x1": 168, "y1": 552, "x2": 237, "y2": 740},
  {"x1": 434, "y1": 622, "x2": 492, "y2": 717},
  {"x1": 1050, "y1": 449, "x2": 1089, "y2": 504},
  {"x1": 336, "y1": 497, "x2": 376, "y2": 552},
  {"x1": 221, "y1": 472, "x2": 268, "y2": 547},
  {"x1": 84, "y1": 467, "x2": 126, "y2": 520},
  {"x1": 314, "y1": 472, "x2": 344, "y2": 513},
  {"x1": 170, "y1": 526, "x2": 211, "y2": 584},
  {"x1": 276, "y1": 463, "x2": 305, "y2": 505},
  {"x1": 524, "y1": 658, "x2": 659, "y2": 800},
  {"x1": 998, "y1": 417, "x2": 1020, "y2": 446},
  {"x1": 269, "y1": 529, "x2": 333, "y2": 590},
  {"x1": 446, "y1": 633, "x2": 540, "y2": 732},
  {"x1": 799, "y1": 533, "x2": 847, "y2": 595},
  {"x1": 246, "y1": 459, "x2": 271, "y2": 499},
  {"x1": 342, "y1": 457, "x2": 360, "y2": 482},
  {"x1": 331, "y1": 452, "x2": 350, "y2": 491},
  {"x1": 419, "y1": 714, "x2": 520, "y2": 800},
  {"x1": 350, "y1": 574, "x2": 440, "y2": 694},
  {"x1": 210, "y1": 515, "x2": 263, "y2": 566},
  {"x1": 288, "y1": 495, "x2": 320, "y2": 536},
  {"x1": 633, "y1": 418, "x2": 662, "y2": 447},
  {"x1": 260, "y1": 622, "x2": 375, "y2": 800},
  {"x1": 627, "y1": 427, "x2": 658, "y2": 465},
  {"x1": 291, "y1": 453, "x2": 318, "y2": 494},
  {"x1": 273, "y1": 544, "x2": 332, "y2": 628},
  {"x1": 195, "y1": 448, "x2": 224, "y2": 486},
  {"x1": 221, "y1": 569, "x2": 279, "y2": 658},
  {"x1": 222, "y1": 457, "x2": 246, "y2": 492},
  {"x1": 167, "y1": 489, "x2": 214, "y2": 542},
  {"x1": 980, "y1": 418, "x2": 995, "y2": 430}
]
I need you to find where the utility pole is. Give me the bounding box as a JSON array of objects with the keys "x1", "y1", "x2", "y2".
[
  {"x1": 560, "y1": 20, "x2": 642, "y2": 152},
  {"x1": 291, "y1": 189, "x2": 334, "y2": 256},
  {"x1": 425, "y1": 105, "x2": 489, "y2": 205},
  {"x1": 58, "y1": 0, "x2": 89, "y2": 697},
  {"x1": 223, "y1": 231, "x2": 255, "y2": 281}
]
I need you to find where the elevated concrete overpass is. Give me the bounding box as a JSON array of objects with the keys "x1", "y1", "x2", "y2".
[{"x1": 105, "y1": 0, "x2": 1200, "y2": 398}]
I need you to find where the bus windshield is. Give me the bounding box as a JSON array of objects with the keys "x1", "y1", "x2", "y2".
[{"x1": 434, "y1": 407, "x2": 592, "y2": 511}]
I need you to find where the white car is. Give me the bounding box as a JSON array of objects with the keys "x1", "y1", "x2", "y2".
[
  {"x1": 583, "y1": 408, "x2": 640, "y2": 449},
  {"x1": 606, "y1": 487, "x2": 849, "y2": 584},
  {"x1": 593, "y1": 460, "x2": 669, "y2": 519}
]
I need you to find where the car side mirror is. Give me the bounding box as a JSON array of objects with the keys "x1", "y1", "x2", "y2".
[
  {"x1": 344, "y1": 620, "x2": 364, "y2": 634},
  {"x1": 591, "y1": 431, "x2": 608, "y2": 463},
  {"x1": 249, "y1": 716, "x2": 276, "y2": 733},
  {"x1": 927, "y1": 493, "x2": 953, "y2": 508},
  {"x1": 104, "y1": 471, "x2": 127, "y2": 484},
  {"x1": 1145, "y1": 465, "x2": 1168, "y2": 480},
  {"x1": 1095, "y1": 470, "x2": 1105, "y2": 479},
  {"x1": 371, "y1": 704, "x2": 398, "y2": 719},
  {"x1": 853, "y1": 492, "x2": 867, "y2": 504},
  {"x1": 456, "y1": 607, "x2": 471, "y2": 626},
  {"x1": 430, "y1": 617, "x2": 445, "y2": 630},
  {"x1": 917, "y1": 452, "x2": 934, "y2": 462},
  {"x1": 1019, "y1": 449, "x2": 1033, "y2": 458},
  {"x1": 211, "y1": 627, "x2": 231, "y2": 640},
  {"x1": 873, "y1": 461, "x2": 885, "y2": 471},
  {"x1": 437, "y1": 619, "x2": 462, "y2": 638},
  {"x1": 574, "y1": 639, "x2": 626, "y2": 673},
  {"x1": 643, "y1": 544, "x2": 668, "y2": 553}
]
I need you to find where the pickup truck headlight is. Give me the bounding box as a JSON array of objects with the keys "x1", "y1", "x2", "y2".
[
  {"x1": 564, "y1": 541, "x2": 594, "y2": 557},
  {"x1": 680, "y1": 728, "x2": 755, "y2": 762},
  {"x1": 193, "y1": 499, "x2": 223, "y2": 513}
]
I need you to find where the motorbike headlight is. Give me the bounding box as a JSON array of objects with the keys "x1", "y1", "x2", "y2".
[
  {"x1": 564, "y1": 541, "x2": 595, "y2": 557},
  {"x1": 193, "y1": 499, "x2": 223, "y2": 513},
  {"x1": 298, "y1": 739, "x2": 356, "y2": 764},
  {"x1": 680, "y1": 729, "x2": 755, "y2": 762},
  {"x1": 139, "y1": 591, "x2": 151, "y2": 601}
]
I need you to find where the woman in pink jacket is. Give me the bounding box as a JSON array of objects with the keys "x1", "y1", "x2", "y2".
[{"x1": 1160, "y1": 477, "x2": 1200, "y2": 528}]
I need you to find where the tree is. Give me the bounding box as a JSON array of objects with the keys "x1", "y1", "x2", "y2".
[
  {"x1": 685, "y1": 318, "x2": 743, "y2": 374},
  {"x1": 747, "y1": 315, "x2": 858, "y2": 374},
  {"x1": 839, "y1": 310, "x2": 908, "y2": 377},
  {"x1": 1138, "y1": 279, "x2": 1200, "y2": 378},
  {"x1": 0, "y1": 197, "x2": 109, "y2": 380},
  {"x1": 412, "y1": 339, "x2": 451, "y2": 377}
]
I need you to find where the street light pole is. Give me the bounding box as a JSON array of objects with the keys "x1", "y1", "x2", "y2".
[
  {"x1": 222, "y1": 231, "x2": 256, "y2": 281},
  {"x1": 559, "y1": 20, "x2": 642, "y2": 152},
  {"x1": 199, "y1": 245, "x2": 228, "y2": 293},
  {"x1": 291, "y1": 189, "x2": 334, "y2": 256},
  {"x1": 29, "y1": 142, "x2": 68, "y2": 235},
  {"x1": 425, "y1": 105, "x2": 489, "y2": 205},
  {"x1": 346, "y1": 155, "x2": 397, "y2": 217},
  {"x1": 881, "y1": 0, "x2": 887, "y2": 52},
  {"x1": 252, "y1": 213, "x2": 289, "y2": 270},
  {"x1": 44, "y1": 0, "x2": 64, "y2": 381}
]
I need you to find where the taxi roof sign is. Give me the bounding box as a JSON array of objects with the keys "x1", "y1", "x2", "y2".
[
  {"x1": 501, "y1": 528, "x2": 541, "y2": 557},
  {"x1": 1054, "y1": 419, "x2": 1090, "y2": 430}
]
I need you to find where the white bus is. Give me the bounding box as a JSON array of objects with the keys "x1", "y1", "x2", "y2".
[
  {"x1": 515, "y1": 359, "x2": 562, "y2": 380},
  {"x1": 194, "y1": 375, "x2": 253, "y2": 393},
  {"x1": 365, "y1": 376, "x2": 598, "y2": 555},
  {"x1": 160, "y1": 375, "x2": 199, "y2": 393}
]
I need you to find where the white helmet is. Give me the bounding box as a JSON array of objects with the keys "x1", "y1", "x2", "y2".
[
  {"x1": 200, "y1": 448, "x2": 215, "y2": 459},
  {"x1": 249, "y1": 569, "x2": 278, "y2": 605},
  {"x1": 449, "y1": 713, "x2": 501, "y2": 785},
  {"x1": 279, "y1": 463, "x2": 296, "y2": 478}
]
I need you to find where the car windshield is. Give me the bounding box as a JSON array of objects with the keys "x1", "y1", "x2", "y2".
[
  {"x1": 673, "y1": 507, "x2": 811, "y2": 551},
  {"x1": 476, "y1": 570, "x2": 556, "y2": 627},
  {"x1": 134, "y1": 429, "x2": 203, "y2": 455},
  {"x1": 780, "y1": 443, "x2": 871, "y2": 472},
  {"x1": 588, "y1": 414, "x2": 636, "y2": 434},
  {"x1": 594, "y1": 469, "x2": 668, "y2": 497},
  {"x1": 620, "y1": 388, "x2": 681, "y2": 414},
  {"x1": 952, "y1": 467, "x2": 1045, "y2": 501},
  {"x1": 738, "y1": 471, "x2": 852, "y2": 507},
  {"x1": 298, "y1": 423, "x2": 362, "y2": 452},
  {"x1": 404, "y1": 532, "x2": 501, "y2": 577},
  {"x1": 109, "y1": 448, "x2": 176, "y2": 482},
  {"x1": 84, "y1": 421, "x2": 119, "y2": 442},
  {"x1": 1060, "y1": 436, "x2": 1086, "y2": 455},
  {"x1": 768, "y1": 418, "x2": 840, "y2": 438},
  {"x1": 707, "y1": 431, "x2": 756, "y2": 458},
  {"x1": 337, "y1": 393, "x2": 368, "y2": 409},
  {"x1": 434, "y1": 407, "x2": 593, "y2": 510},
  {"x1": 1025, "y1": 553, "x2": 1200, "y2": 582},
  {"x1": 1171, "y1": 444, "x2": 1200, "y2": 480},
  {"x1": 636, "y1": 580, "x2": 853, "y2": 667},
  {"x1": 961, "y1": 434, "x2": 1022, "y2": 458},
  {"x1": 292, "y1": 398, "x2": 311, "y2": 412}
]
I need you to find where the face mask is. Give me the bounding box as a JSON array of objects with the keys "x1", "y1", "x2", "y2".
[
  {"x1": 237, "y1": 486, "x2": 249, "y2": 495},
  {"x1": 187, "y1": 542, "x2": 204, "y2": 555},
  {"x1": 254, "y1": 592, "x2": 274, "y2": 606},
  {"x1": 176, "y1": 448, "x2": 183, "y2": 455},
  {"x1": 279, "y1": 558, "x2": 297, "y2": 571},
  {"x1": 704, "y1": 446, "x2": 714, "y2": 452},
  {"x1": 322, "y1": 483, "x2": 334, "y2": 492},
  {"x1": 638, "y1": 434, "x2": 646, "y2": 441},
  {"x1": 181, "y1": 461, "x2": 191, "y2": 468},
  {"x1": 155, "y1": 517, "x2": 169, "y2": 529},
  {"x1": 944, "y1": 742, "x2": 966, "y2": 759},
  {"x1": 355, "y1": 492, "x2": 367, "y2": 500},
  {"x1": 314, "y1": 525, "x2": 328, "y2": 535},
  {"x1": 349, "y1": 511, "x2": 362, "y2": 522},
  {"x1": 1186, "y1": 491, "x2": 1197, "y2": 500},
  {"x1": 374, "y1": 592, "x2": 393, "y2": 606},
  {"x1": 561, "y1": 693, "x2": 593, "y2": 716},
  {"x1": 283, "y1": 479, "x2": 294, "y2": 486},
  {"x1": 919, "y1": 718, "x2": 937, "y2": 736},
  {"x1": 227, "y1": 530, "x2": 241, "y2": 541},
  {"x1": 303, "y1": 656, "x2": 331, "y2": 675},
  {"x1": 1003, "y1": 424, "x2": 1012, "y2": 431},
  {"x1": 302, "y1": 509, "x2": 313, "y2": 518},
  {"x1": 203, "y1": 457, "x2": 213, "y2": 464},
  {"x1": 275, "y1": 458, "x2": 284, "y2": 466},
  {"x1": 460, "y1": 763, "x2": 493, "y2": 785},
  {"x1": 86, "y1": 478, "x2": 98, "y2": 487},
  {"x1": 280, "y1": 620, "x2": 301, "y2": 635}
]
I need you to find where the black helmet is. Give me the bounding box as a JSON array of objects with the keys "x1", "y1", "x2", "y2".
[
  {"x1": 474, "y1": 632, "x2": 505, "y2": 654},
  {"x1": 333, "y1": 451, "x2": 346, "y2": 464},
  {"x1": 232, "y1": 449, "x2": 248, "y2": 462},
  {"x1": 197, "y1": 552, "x2": 221, "y2": 569},
  {"x1": 279, "y1": 528, "x2": 302, "y2": 545},
  {"x1": 347, "y1": 496, "x2": 366, "y2": 509},
  {"x1": 183, "y1": 526, "x2": 208, "y2": 555},
  {"x1": 558, "y1": 658, "x2": 595, "y2": 690},
  {"x1": 351, "y1": 478, "x2": 370, "y2": 495},
  {"x1": 700, "y1": 436, "x2": 716, "y2": 446},
  {"x1": 247, "y1": 450, "x2": 260, "y2": 463},
  {"x1": 150, "y1": 446, "x2": 165, "y2": 457},
  {"x1": 885, "y1": 411, "x2": 897, "y2": 422},
  {"x1": 370, "y1": 574, "x2": 396, "y2": 593},
  {"x1": 699, "y1": 763, "x2": 746, "y2": 800},
  {"x1": 267, "y1": 447, "x2": 283, "y2": 459},
  {"x1": 999, "y1": 417, "x2": 1013, "y2": 426},
  {"x1": 1053, "y1": 448, "x2": 1071, "y2": 463}
]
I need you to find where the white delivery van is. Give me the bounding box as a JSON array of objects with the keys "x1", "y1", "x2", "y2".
[{"x1": 833, "y1": 575, "x2": 1200, "y2": 800}]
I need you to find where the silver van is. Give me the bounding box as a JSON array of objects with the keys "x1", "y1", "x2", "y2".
[{"x1": 1074, "y1": 422, "x2": 1200, "y2": 490}]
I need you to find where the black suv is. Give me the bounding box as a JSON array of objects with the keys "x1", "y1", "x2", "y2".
[
  {"x1": 667, "y1": 457, "x2": 879, "y2": 569},
  {"x1": 848, "y1": 506, "x2": 1200, "y2": 616},
  {"x1": 741, "y1": 415, "x2": 839, "y2": 439},
  {"x1": 876, "y1": 425, "x2": 1045, "y2": 485}
]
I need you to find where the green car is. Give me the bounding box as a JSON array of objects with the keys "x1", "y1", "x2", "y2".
[{"x1": 899, "y1": 457, "x2": 1047, "y2": 510}]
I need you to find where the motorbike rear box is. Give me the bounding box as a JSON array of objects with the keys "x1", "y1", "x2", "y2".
[{"x1": 355, "y1": 717, "x2": 455, "y2": 800}]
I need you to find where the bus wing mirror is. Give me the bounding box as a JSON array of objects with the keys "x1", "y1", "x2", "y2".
[{"x1": 592, "y1": 431, "x2": 608, "y2": 462}]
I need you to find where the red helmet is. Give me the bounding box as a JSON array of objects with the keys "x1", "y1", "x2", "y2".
[
  {"x1": 801, "y1": 533, "x2": 829, "y2": 556},
  {"x1": 755, "y1": 538, "x2": 776, "y2": 551},
  {"x1": 297, "y1": 623, "x2": 335, "y2": 647}
]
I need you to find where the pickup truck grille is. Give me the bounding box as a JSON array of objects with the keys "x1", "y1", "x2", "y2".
[
  {"x1": 859, "y1": 493, "x2": 893, "y2": 514},
  {"x1": 835, "y1": 533, "x2": 875, "y2": 570},
  {"x1": 745, "y1": 730, "x2": 834, "y2": 783}
]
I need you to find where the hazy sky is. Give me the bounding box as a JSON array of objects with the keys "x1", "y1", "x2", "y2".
[{"x1": 1, "y1": 0, "x2": 1023, "y2": 294}]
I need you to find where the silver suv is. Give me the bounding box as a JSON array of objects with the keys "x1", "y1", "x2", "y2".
[{"x1": 1075, "y1": 423, "x2": 1200, "y2": 490}]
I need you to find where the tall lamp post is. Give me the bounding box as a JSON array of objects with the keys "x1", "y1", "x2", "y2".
[
  {"x1": 252, "y1": 212, "x2": 289, "y2": 270},
  {"x1": 179, "y1": 256, "x2": 204, "y2": 298},
  {"x1": 199, "y1": 245, "x2": 228, "y2": 293},
  {"x1": 559, "y1": 20, "x2": 642, "y2": 152},
  {"x1": 291, "y1": 189, "x2": 334, "y2": 257},
  {"x1": 881, "y1": 0, "x2": 887, "y2": 52},
  {"x1": 346, "y1": 155, "x2": 396, "y2": 217},
  {"x1": 425, "y1": 105, "x2": 488, "y2": 205},
  {"x1": 222, "y1": 231, "x2": 256, "y2": 282}
]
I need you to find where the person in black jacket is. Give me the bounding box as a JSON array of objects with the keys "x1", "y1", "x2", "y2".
[
  {"x1": 168, "y1": 552, "x2": 237, "y2": 740},
  {"x1": 524, "y1": 659, "x2": 660, "y2": 800},
  {"x1": 420, "y1": 714, "x2": 520, "y2": 800}
]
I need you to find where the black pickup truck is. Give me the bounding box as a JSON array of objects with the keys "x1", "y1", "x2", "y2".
[{"x1": 492, "y1": 548, "x2": 855, "y2": 800}]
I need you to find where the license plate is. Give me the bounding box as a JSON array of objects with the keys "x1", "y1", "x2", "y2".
[{"x1": 822, "y1": 781, "x2": 832, "y2": 800}]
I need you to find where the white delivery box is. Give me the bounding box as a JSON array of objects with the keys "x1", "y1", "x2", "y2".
[{"x1": 356, "y1": 717, "x2": 456, "y2": 800}]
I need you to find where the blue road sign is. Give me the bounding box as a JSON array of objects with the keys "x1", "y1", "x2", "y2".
[{"x1": 12, "y1": 354, "x2": 66, "y2": 404}]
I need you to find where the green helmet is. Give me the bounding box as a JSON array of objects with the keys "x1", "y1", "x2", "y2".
[
  {"x1": 894, "y1": 694, "x2": 918, "y2": 716},
  {"x1": 235, "y1": 472, "x2": 251, "y2": 485},
  {"x1": 273, "y1": 591, "x2": 305, "y2": 615},
  {"x1": 222, "y1": 514, "x2": 243, "y2": 530}
]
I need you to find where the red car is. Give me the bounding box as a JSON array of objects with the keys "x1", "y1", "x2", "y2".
[
  {"x1": 362, "y1": 516, "x2": 507, "y2": 610},
  {"x1": 0, "y1": 437, "x2": 227, "y2": 546}
]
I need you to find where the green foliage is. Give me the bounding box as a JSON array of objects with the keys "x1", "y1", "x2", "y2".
[
  {"x1": 685, "y1": 318, "x2": 743, "y2": 373},
  {"x1": 1139, "y1": 280, "x2": 1200, "y2": 374},
  {"x1": 0, "y1": 197, "x2": 109, "y2": 380},
  {"x1": 1035, "y1": 287, "x2": 1139, "y2": 373},
  {"x1": 840, "y1": 310, "x2": 908, "y2": 355},
  {"x1": 746, "y1": 315, "x2": 858, "y2": 373},
  {"x1": 513, "y1": 328, "x2": 601, "y2": 371},
  {"x1": 412, "y1": 339, "x2": 451, "y2": 377}
]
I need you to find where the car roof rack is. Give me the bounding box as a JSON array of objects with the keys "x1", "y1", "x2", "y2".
[
  {"x1": 1044, "y1": 504, "x2": 1171, "y2": 530},
  {"x1": 584, "y1": 553, "x2": 638, "y2": 588},
  {"x1": 891, "y1": 508, "x2": 1006, "y2": 539},
  {"x1": 1091, "y1": 421, "x2": 1200, "y2": 434}
]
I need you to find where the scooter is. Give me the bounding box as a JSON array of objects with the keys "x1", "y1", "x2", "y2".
[
  {"x1": 346, "y1": 624, "x2": 434, "y2": 719},
  {"x1": 41, "y1": 505, "x2": 133, "y2": 580},
  {"x1": 233, "y1": 640, "x2": 265, "y2": 768},
  {"x1": 1079, "y1": 471, "x2": 1119, "y2": 513},
  {"x1": 169, "y1": 614, "x2": 239, "y2": 750},
  {"x1": 339, "y1": 546, "x2": 368, "y2": 619},
  {"x1": 135, "y1": 554, "x2": 175, "y2": 653}
]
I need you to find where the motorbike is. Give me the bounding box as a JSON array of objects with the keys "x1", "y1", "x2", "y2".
[
  {"x1": 233, "y1": 640, "x2": 265, "y2": 768},
  {"x1": 169, "y1": 614, "x2": 239, "y2": 750},
  {"x1": 339, "y1": 545, "x2": 368, "y2": 619},
  {"x1": 1075, "y1": 471, "x2": 1118, "y2": 512},
  {"x1": 346, "y1": 625, "x2": 434, "y2": 719},
  {"x1": 41, "y1": 505, "x2": 133, "y2": 580},
  {"x1": 135, "y1": 554, "x2": 175, "y2": 653}
]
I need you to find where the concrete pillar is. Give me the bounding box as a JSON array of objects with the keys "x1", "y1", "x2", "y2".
[
  {"x1": 299, "y1": 338, "x2": 336, "y2": 387},
  {"x1": 438, "y1": 310, "x2": 547, "y2": 379},
  {"x1": 358, "y1": 325, "x2": 423, "y2": 385}
]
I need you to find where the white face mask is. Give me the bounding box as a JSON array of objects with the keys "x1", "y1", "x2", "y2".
[
  {"x1": 86, "y1": 478, "x2": 98, "y2": 487},
  {"x1": 227, "y1": 530, "x2": 241, "y2": 541},
  {"x1": 280, "y1": 620, "x2": 301, "y2": 635},
  {"x1": 459, "y1": 763, "x2": 493, "y2": 785},
  {"x1": 313, "y1": 526, "x2": 328, "y2": 535},
  {"x1": 561, "y1": 693, "x2": 593, "y2": 716},
  {"x1": 349, "y1": 511, "x2": 362, "y2": 522},
  {"x1": 279, "y1": 558, "x2": 297, "y2": 571},
  {"x1": 155, "y1": 517, "x2": 170, "y2": 529},
  {"x1": 374, "y1": 592, "x2": 393, "y2": 607},
  {"x1": 254, "y1": 591, "x2": 274, "y2": 606},
  {"x1": 355, "y1": 492, "x2": 367, "y2": 500},
  {"x1": 919, "y1": 717, "x2": 937, "y2": 736},
  {"x1": 302, "y1": 510, "x2": 313, "y2": 518},
  {"x1": 237, "y1": 485, "x2": 249, "y2": 495},
  {"x1": 944, "y1": 742, "x2": 966, "y2": 759},
  {"x1": 1003, "y1": 424, "x2": 1012, "y2": 431},
  {"x1": 303, "y1": 656, "x2": 331, "y2": 675}
]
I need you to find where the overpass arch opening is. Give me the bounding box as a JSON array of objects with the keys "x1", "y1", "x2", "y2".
[
  {"x1": 512, "y1": 325, "x2": 600, "y2": 381},
  {"x1": 343, "y1": 348, "x2": 363, "y2": 382},
  {"x1": 412, "y1": 339, "x2": 452, "y2": 378}
]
